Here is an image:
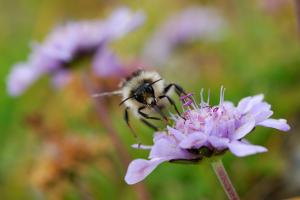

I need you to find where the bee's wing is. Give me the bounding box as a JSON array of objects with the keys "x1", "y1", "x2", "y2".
[{"x1": 92, "y1": 90, "x2": 122, "y2": 98}]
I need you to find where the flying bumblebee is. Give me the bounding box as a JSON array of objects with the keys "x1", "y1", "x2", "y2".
[{"x1": 94, "y1": 69, "x2": 186, "y2": 136}]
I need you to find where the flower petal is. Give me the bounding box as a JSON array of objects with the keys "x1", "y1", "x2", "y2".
[
  {"x1": 149, "y1": 136, "x2": 183, "y2": 159},
  {"x1": 124, "y1": 158, "x2": 168, "y2": 185},
  {"x1": 153, "y1": 132, "x2": 169, "y2": 142},
  {"x1": 92, "y1": 48, "x2": 124, "y2": 77},
  {"x1": 237, "y1": 94, "x2": 264, "y2": 114},
  {"x1": 179, "y1": 132, "x2": 207, "y2": 149},
  {"x1": 248, "y1": 102, "x2": 273, "y2": 123},
  {"x1": 237, "y1": 96, "x2": 251, "y2": 111},
  {"x1": 208, "y1": 136, "x2": 229, "y2": 150},
  {"x1": 167, "y1": 126, "x2": 185, "y2": 141},
  {"x1": 228, "y1": 141, "x2": 267, "y2": 157},
  {"x1": 253, "y1": 110, "x2": 273, "y2": 124},
  {"x1": 6, "y1": 64, "x2": 42, "y2": 96},
  {"x1": 258, "y1": 119, "x2": 290, "y2": 131},
  {"x1": 231, "y1": 116, "x2": 255, "y2": 140},
  {"x1": 106, "y1": 7, "x2": 146, "y2": 40},
  {"x1": 222, "y1": 101, "x2": 235, "y2": 110},
  {"x1": 249, "y1": 102, "x2": 271, "y2": 114}
]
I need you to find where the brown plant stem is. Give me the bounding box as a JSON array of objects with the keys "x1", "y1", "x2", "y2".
[
  {"x1": 295, "y1": 0, "x2": 300, "y2": 37},
  {"x1": 82, "y1": 73, "x2": 150, "y2": 200},
  {"x1": 211, "y1": 159, "x2": 240, "y2": 200},
  {"x1": 83, "y1": 76, "x2": 131, "y2": 167}
]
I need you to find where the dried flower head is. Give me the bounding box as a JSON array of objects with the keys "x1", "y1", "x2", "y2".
[
  {"x1": 7, "y1": 7, "x2": 145, "y2": 96},
  {"x1": 30, "y1": 134, "x2": 111, "y2": 191},
  {"x1": 125, "y1": 87, "x2": 290, "y2": 184}
]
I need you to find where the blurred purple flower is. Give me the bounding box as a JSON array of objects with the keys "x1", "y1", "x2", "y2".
[
  {"x1": 51, "y1": 70, "x2": 72, "y2": 89},
  {"x1": 6, "y1": 63, "x2": 43, "y2": 96},
  {"x1": 143, "y1": 7, "x2": 226, "y2": 65},
  {"x1": 125, "y1": 88, "x2": 290, "y2": 184},
  {"x1": 92, "y1": 48, "x2": 124, "y2": 77},
  {"x1": 7, "y1": 7, "x2": 145, "y2": 96}
]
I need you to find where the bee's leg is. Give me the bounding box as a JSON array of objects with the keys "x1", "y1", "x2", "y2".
[
  {"x1": 164, "y1": 83, "x2": 187, "y2": 96},
  {"x1": 138, "y1": 106, "x2": 160, "y2": 130},
  {"x1": 140, "y1": 118, "x2": 159, "y2": 131},
  {"x1": 138, "y1": 106, "x2": 161, "y2": 120},
  {"x1": 139, "y1": 105, "x2": 168, "y2": 124},
  {"x1": 124, "y1": 107, "x2": 141, "y2": 145},
  {"x1": 159, "y1": 95, "x2": 181, "y2": 116},
  {"x1": 152, "y1": 105, "x2": 169, "y2": 123}
]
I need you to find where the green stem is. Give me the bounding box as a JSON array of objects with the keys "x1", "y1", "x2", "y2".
[
  {"x1": 72, "y1": 175, "x2": 95, "y2": 200},
  {"x1": 211, "y1": 159, "x2": 240, "y2": 200}
]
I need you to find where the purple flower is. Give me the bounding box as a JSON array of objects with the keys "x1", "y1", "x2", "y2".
[
  {"x1": 125, "y1": 88, "x2": 290, "y2": 185},
  {"x1": 7, "y1": 7, "x2": 145, "y2": 96},
  {"x1": 92, "y1": 48, "x2": 124, "y2": 77},
  {"x1": 143, "y1": 7, "x2": 226, "y2": 65},
  {"x1": 6, "y1": 63, "x2": 43, "y2": 96},
  {"x1": 51, "y1": 69, "x2": 72, "y2": 89}
]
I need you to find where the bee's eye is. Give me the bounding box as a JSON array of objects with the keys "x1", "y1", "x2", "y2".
[
  {"x1": 146, "y1": 85, "x2": 154, "y2": 94},
  {"x1": 135, "y1": 94, "x2": 144, "y2": 103}
]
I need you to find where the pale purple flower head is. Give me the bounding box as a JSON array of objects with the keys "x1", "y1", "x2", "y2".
[
  {"x1": 92, "y1": 48, "x2": 124, "y2": 77},
  {"x1": 7, "y1": 7, "x2": 145, "y2": 96},
  {"x1": 143, "y1": 7, "x2": 226, "y2": 65},
  {"x1": 6, "y1": 63, "x2": 43, "y2": 96},
  {"x1": 125, "y1": 87, "x2": 290, "y2": 185}
]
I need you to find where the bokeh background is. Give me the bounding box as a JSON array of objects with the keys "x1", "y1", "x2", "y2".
[{"x1": 1, "y1": 0, "x2": 300, "y2": 199}]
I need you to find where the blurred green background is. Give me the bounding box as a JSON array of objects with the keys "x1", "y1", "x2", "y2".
[{"x1": 1, "y1": 0, "x2": 300, "y2": 199}]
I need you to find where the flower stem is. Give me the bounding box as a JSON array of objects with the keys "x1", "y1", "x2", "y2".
[
  {"x1": 81, "y1": 72, "x2": 151, "y2": 200},
  {"x1": 82, "y1": 73, "x2": 131, "y2": 167},
  {"x1": 295, "y1": 0, "x2": 300, "y2": 37},
  {"x1": 72, "y1": 175, "x2": 95, "y2": 200},
  {"x1": 211, "y1": 159, "x2": 240, "y2": 200}
]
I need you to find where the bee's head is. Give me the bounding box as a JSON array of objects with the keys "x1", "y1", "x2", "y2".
[
  {"x1": 134, "y1": 82, "x2": 157, "y2": 106},
  {"x1": 119, "y1": 78, "x2": 162, "y2": 106}
]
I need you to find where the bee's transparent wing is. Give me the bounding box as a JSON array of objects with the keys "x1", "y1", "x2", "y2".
[{"x1": 92, "y1": 90, "x2": 122, "y2": 98}]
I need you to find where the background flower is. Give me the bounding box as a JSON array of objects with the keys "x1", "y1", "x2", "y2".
[
  {"x1": 143, "y1": 6, "x2": 226, "y2": 65},
  {"x1": 6, "y1": 7, "x2": 145, "y2": 96}
]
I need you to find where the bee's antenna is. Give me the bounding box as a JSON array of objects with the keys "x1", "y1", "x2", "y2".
[
  {"x1": 150, "y1": 78, "x2": 163, "y2": 86},
  {"x1": 92, "y1": 90, "x2": 122, "y2": 98},
  {"x1": 119, "y1": 96, "x2": 134, "y2": 106}
]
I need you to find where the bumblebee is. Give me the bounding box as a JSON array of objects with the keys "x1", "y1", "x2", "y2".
[{"x1": 94, "y1": 69, "x2": 185, "y2": 136}]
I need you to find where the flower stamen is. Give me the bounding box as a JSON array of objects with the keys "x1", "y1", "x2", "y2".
[
  {"x1": 219, "y1": 86, "x2": 225, "y2": 106},
  {"x1": 180, "y1": 93, "x2": 194, "y2": 107}
]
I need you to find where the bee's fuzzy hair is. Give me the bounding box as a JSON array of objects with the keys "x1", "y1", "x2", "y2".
[{"x1": 121, "y1": 70, "x2": 165, "y2": 113}]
